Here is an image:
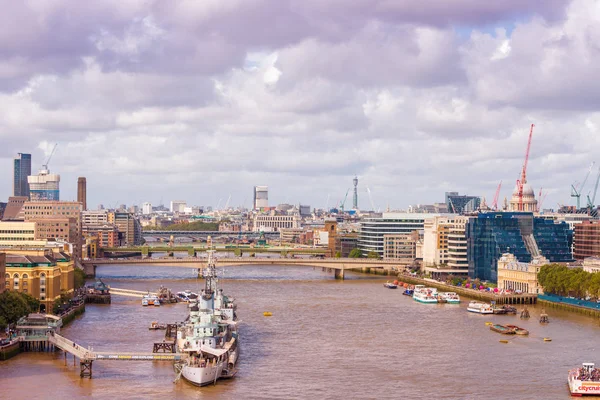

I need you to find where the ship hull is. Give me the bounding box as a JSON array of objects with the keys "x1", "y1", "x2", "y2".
[
  {"x1": 181, "y1": 363, "x2": 225, "y2": 387},
  {"x1": 569, "y1": 377, "x2": 600, "y2": 396}
]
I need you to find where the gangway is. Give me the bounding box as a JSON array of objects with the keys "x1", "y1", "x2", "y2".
[{"x1": 109, "y1": 288, "x2": 157, "y2": 298}]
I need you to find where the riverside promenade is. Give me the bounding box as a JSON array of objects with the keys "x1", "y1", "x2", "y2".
[{"x1": 397, "y1": 274, "x2": 537, "y2": 305}]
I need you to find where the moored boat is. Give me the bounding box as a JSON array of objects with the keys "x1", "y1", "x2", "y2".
[
  {"x1": 402, "y1": 289, "x2": 414, "y2": 296},
  {"x1": 505, "y1": 325, "x2": 529, "y2": 335},
  {"x1": 489, "y1": 324, "x2": 516, "y2": 334},
  {"x1": 149, "y1": 321, "x2": 166, "y2": 330},
  {"x1": 439, "y1": 292, "x2": 460, "y2": 304},
  {"x1": 384, "y1": 282, "x2": 398, "y2": 289},
  {"x1": 568, "y1": 363, "x2": 600, "y2": 396},
  {"x1": 467, "y1": 301, "x2": 494, "y2": 314},
  {"x1": 413, "y1": 287, "x2": 438, "y2": 303},
  {"x1": 142, "y1": 296, "x2": 149, "y2": 306}
]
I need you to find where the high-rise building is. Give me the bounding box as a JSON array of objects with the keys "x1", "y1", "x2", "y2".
[
  {"x1": 13, "y1": 153, "x2": 31, "y2": 198},
  {"x1": 77, "y1": 177, "x2": 87, "y2": 210},
  {"x1": 422, "y1": 216, "x2": 469, "y2": 277},
  {"x1": 142, "y1": 202, "x2": 152, "y2": 215},
  {"x1": 445, "y1": 192, "x2": 481, "y2": 214},
  {"x1": 254, "y1": 186, "x2": 268, "y2": 210},
  {"x1": 28, "y1": 168, "x2": 60, "y2": 201},
  {"x1": 573, "y1": 221, "x2": 600, "y2": 260},
  {"x1": 112, "y1": 212, "x2": 143, "y2": 246},
  {"x1": 170, "y1": 200, "x2": 186, "y2": 213},
  {"x1": 353, "y1": 176, "x2": 358, "y2": 210}
]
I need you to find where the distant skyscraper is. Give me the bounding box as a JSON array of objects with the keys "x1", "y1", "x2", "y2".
[
  {"x1": 77, "y1": 177, "x2": 87, "y2": 210},
  {"x1": 353, "y1": 176, "x2": 358, "y2": 210},
  {"x1": 142, "y1": 202, "x2": 152, "y2": 215},
  {"x1": 13, "y1": 153, "x2": 31, "y2": 198},
  {"x1": 445, "y1": 192, "x2": 481, "y2": 214},
  {"x1": 170, "y1": 200, "x2": 186, "y2": 213},
  {"x1": 28, "y1": 168, "x2": 60, "y2": 201},
  {"x1": 254, "y1": 186, "x2": 268, "y2": 209}
]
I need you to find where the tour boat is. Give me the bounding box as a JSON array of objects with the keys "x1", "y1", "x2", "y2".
[
  {"x1": 149, "y1": 321, "x2": 167, "y2": 330},
  {"x1": 467, "y1": 301, "x2": 494, "y2": 314},
  {"x1": 505, "y1": 325, "x2": 529, "y2": 335},
  {"x1": 413, "y1": 287, "x2": 438, "y2": 303},
  {"x1": 489, "y1": 324, "x2": 516, "y2": 334},
  {"x1": 439, "y1": 292, "x2": 460, "y2": 304},
  {"x1": 383, "y1": 282, "x2": 398, "y2": 289},
  {"x1": 568, "y1": 363, "x2": 600, "y2": 396}
]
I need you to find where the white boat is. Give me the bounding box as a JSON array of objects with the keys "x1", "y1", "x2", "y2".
[
  {"x1": 142, "y1": 294, "x2": 160, "y2": 307},
  {"x1": 439, "y1": 292, "x2": 460, "y2": 304},
  {"x1": 177, "y1": 290, "x2": 198, "y2": 302},
  {"x1": 413, "y1": 287, "x2": 438, "y2": 303},
  {"x1": 568, "y1": 363, "x2": 600, "y2": 396},
  {"x1": 467, "y1": 301, "x2": 493, "y2": 314},
  {"x1": 141, "y1": 295, "x2": 150, "y2": 306}
]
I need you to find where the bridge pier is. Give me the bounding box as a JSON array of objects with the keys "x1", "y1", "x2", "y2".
[
  {"x1": 83, "y1": 264, "x2": 96, "y2": 278},
  {"x1": 334, "y1": 269, "x2": 345, "y2": 280},
  {"x1": 80, "y1": 360, "x2": 93, "y2": 378}
]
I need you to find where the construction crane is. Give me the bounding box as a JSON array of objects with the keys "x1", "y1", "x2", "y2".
[
  {"x1": 492, "y1": 180, "x2": 502, "y2": 210},
  {"x1": 42, "y1": 143, "x2": 58, "y2": 171},
  {"x1": 339, "y1": 189, "x2": 350, "y2": 213},
  {"x1": 366, "y1": 187, "x2": 377, "y2": 212},
  {"x1": 537, "y1": 188, "x2": 548, "y2": 211},
  {"x1": 571, "y1": 161, "x2": 595, "y2": 209},
  {"x1": 224, "y1": 194, "x2": 231, "y2": 210},
  {"x1": 586, "y1": 166, "x2": 600, "y2": 209},
  {"x1": 515, "y1": 124, "x2": 535, "y2": 211}
]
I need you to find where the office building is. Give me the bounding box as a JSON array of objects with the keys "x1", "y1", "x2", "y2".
[
  {"x1": 82, "y1": 224, "x2": 119, "y2": 247},
  {"x1": 28, "y1": 168, "x2": 60, "y2": 201},
  {"x1": 77, "y1": 177, "x2": 87, "y2": 210},
  {"x1": 466, "y1": 212, "x2": 571, "y2": 282},
  {"x1": 82, "y1": 210, "x2": 109, "y2": 225},
  {"x1": 142, "y1": 202, "x2": 152, "y2": 215},
  {"x1": 383, "y1": 233, "x2": 418, "y2": 261},
  {"x1": 254, "y1": 186, "x2": 268, "y2": 209},
  {"x1": 422, "y1": 216, "x2": 469, "y2": 276},
  {"x1": 112, "y1": 212, "x2": 143, "y2": 245},
  {"x1": 14, "y1": 153, "x2": 31, "y2": 198},
  {"x1": 299, "y1": 204, "x2": 311, "y2": 217},
  {"x1": 1, "y1": 197, "x2": 28, "y2": 221},
  {"x1": 497, "y1": 253, "x2": 547, "y2": 294},
  {"x1": 0, "y1": 221, "x2": 37, "y2": 246},
  {"x1": 573, "y1": 221, "x2": 600, "y2": 260},
  {"x1": 445, "y1": 192, "x2": 481, "y2": 214},
  {"x1": 358, "y1": 213, "x2": 451, "y2": 258},
  {"x1": 0, "y1": 202, "x2": 6, "y2": 220},
  {"x1": 170, "y1": 200, "x2": 187, "y2": 213},
  {"x1": 253, "y1": 214, "x2": 300, "y2": 232}
]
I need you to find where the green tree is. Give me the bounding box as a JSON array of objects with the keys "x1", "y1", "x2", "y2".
[
  {"x1": 367, "y1": 251, "x2": 380, "y2": 259},
  {"x1": 0, "y1": 292, "x2": 33, "y2": 325},
  {"x1": 74, "y1": 268, "x2": 86, "y2": 289},
  {"x1": 0, "y1": 316, "x2": 7, "y2": 331},
  {"x1": 348, "y1": 248, "x2": 363, "y2": 258},
  {"x1": 19, "y1": 293, "x2": 40, "y2": 313},
  {"x1": 335, "y1": 251, "x2": 342, "y2": 258}
]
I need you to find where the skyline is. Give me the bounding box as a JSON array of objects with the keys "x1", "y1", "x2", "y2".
[{"x1": 1, "y1": 0, "x2": 600, "y2": 209}]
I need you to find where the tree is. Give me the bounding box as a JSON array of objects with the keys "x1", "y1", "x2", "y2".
[
  {"x1": 335, "y1": 251, "x2": 342, "y2": 258},
  {"x1": 0, "y1": 316, "x2": 7, "y2": 331},
  {"x1": 348, "y1": 248, "x2": 363, "y2": 258},
  {"x1": 74, "y1": 268, "x2": 86, "y2": 289},
  {"x1": 367, "y1": 251, "x2": 380, "y2": 259},
  {"x1": 0, "y1": 292, "x2": 33, "y2": 325}
]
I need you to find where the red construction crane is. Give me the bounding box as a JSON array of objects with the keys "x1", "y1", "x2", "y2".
[
  {"x1": 492, "y1": 180, "x2": 502, "y2": 210},
  {"x1": 516, "y1": 124, "x2": 535, "y2": 211}
]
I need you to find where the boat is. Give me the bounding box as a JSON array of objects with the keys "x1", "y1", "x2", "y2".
[
  {"x1": 505, "y1": 325, "x2": 529, "y2": 335},
  {"x1": 383, "y1": 282, "x2": 398, "y2": 289},
  {"x1": 568, "y1": 363, "x2": 600, "y2": 396},
  {"x1": 493, "y1": 305, "x2": 517, "y2": 314},
  {"x1": 439, "y1": 292, "x2": 460, "y2": 304},
  {"x1": 402, "y1": 289, "x2": 414, "y2": 296},
  {"x1": 149, "y1": 321, "x2": 167, "y2": 330},
  {"x1": 489, "y1": 324, "x2": 516, "y2": 334},
  {"x1": 176, "y1": 290, "x2": 199, "y2": 303},
  {"x1": 413, "y1": 287, "x2": 438, "y2": 303},
  {"x1": 174, "y1": 247, "x2": 239, "y2": 387},
  {"x1": 467, "y1": 301, "x2": 494, "y2": 314},
  {"x1": 142, "y1": 296, "x2": 149, "y2": 306}
]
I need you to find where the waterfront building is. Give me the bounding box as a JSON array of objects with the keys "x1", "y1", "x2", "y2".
[
  {"x1": 82, "y1": 224, "x2": 119, "y2": 247},
  {"x1": 0, "y1": 253, "x2": 5, "y2": 293},
  {"x1": 358, "y1": 213, "x2": 452, "y2": 258},
  {"x1": 383, "y1": 233, "x2": 417, "y2": 261},
  {"x1": 77, "y1": 177, "x2": 87, "y2": 211},
  {"x1": 112, "y1": 212, "x2": 143, "y2": 245},
  {"x1": 28, "y1": 168, "x2": 60, "y2": 201},
  {"x1": 422, "y1": 216, "x2": 469, "y2": 277},
  {"x1": 14, "y1": 153, "x2": 31, "y2": 199},
  {"x1": 254, "y1": 186, "x2": 269, "y2": 210},
  {"x1": 583, "y1": 257, "x2": 600, "y2": 273},
  {"x1": 573, "y1": 221, "x2": 600, "y2": 260},
  {"x1": 467, "y1": 212, "x2": 572, "y2": 282},
  {"x1": 0, "y1": 221, "x2": 37, "y2": 246},
  {"x1": 334, "y1": 233, "x2": 358, "y2": 257},
  {"x1": 509, "y1": 183, "x2": 537, "y2": 212},
  {"x1": 170, "y1": 200, "x2": 186, "y2": 213},
  {"x1": 497, "y1": 253, "x2": 547, "y2": 294},
  {"x1": 279, "y1": 228, "x2": 305, "y2": 243},
  {"x1": 445, "y1": 192, "x2": 481, "y2": 214},
  {"x1": 4, "y1": 248, "x2": 74, "y2": 312},
  {"x1": 15, "y1": 313, "x2": 62, "y2": 339},
  {"x1": 82, "y1": 210, "x2": 109, "y2": 225},
  {"x1": 253, "y1": 214, "x2": 299, "y2": 232}
]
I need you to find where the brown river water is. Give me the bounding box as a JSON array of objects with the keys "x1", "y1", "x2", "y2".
[{"x1": 1, "y1": 265, "x2": 599, "y2": 400}]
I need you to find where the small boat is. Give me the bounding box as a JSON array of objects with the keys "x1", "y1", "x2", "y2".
[
  {"x1": 467, "y1": 301, "x2": 494, "y2": 314},
  {"x1": 142, "y1": 296, "x2": 149, "y2": 306},
  {"x1": 402, "y1": 289, "x2": 414, "y2": 296},
  {"x1": 149, "y1": 321, "x2": 167, "y2": 330},
  {"x1": 568, "y1": 362, "x2": 600, "y2": 396},
  {"x1": 489, "y1": 324, "x2": 516, "y2": 334},
  {"x1": 505, "y1": 325, "x2": 529, "y2": 335},
  {"x1": 384, "y1": 282, "x2": 398, "y2": 289},
  {"x1": 263, "y1": 312, "x2": 273, "y2": 317}
]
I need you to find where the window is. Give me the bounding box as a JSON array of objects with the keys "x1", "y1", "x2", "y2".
[{"x1": 13, "y1": 273, "x2": 19, "y2": 290}]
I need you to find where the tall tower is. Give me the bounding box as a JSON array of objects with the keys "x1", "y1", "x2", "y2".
[
  {"x1": 77, "y1": 177, "x2": 87, "y2": 210},
  {"x1": 13, "y1": 153, "x2": 31, "y2": 198},
  {"x1": 352, "y1": 176, "x2": 358, "y2": 210}
]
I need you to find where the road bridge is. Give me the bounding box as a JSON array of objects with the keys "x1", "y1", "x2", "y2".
[
  {"x1": 143, "y1": 230, "x2": 279, "y2": 238},
  {"x1": 82, "y1": 257, "x2": 402, "y2": 280},
  {"x1": 99, "y1": 245, "x2": 327, "y2": 258}
]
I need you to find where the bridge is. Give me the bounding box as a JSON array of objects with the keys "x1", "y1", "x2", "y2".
[
  {"x1": 47, "y1": 332, "x2": 186, "y2": 378},
  {"x1": 82, "y1": 257, "x2": 402, "y2": 280},
  {"x1": 99, "y1": 245, "x2": 328, "y2": 258},
  {"x1": 143, "y1": 230, "x2": 280, "y2": 238}
]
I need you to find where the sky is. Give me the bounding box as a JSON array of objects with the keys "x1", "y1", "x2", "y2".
[{"x1": 1, "y1": 0, "x2": 599, "y2": 211}]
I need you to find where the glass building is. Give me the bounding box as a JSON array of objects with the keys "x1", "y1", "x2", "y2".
[
  {"x1": 466, "y1": 212, "x2": 573, "y2": 282},
  {"x1": 13, "y1": 153, "x2": 31, "y2": 198},
  {"x1": 445, "y1": 192, "x2": 481, "y2": 214}
]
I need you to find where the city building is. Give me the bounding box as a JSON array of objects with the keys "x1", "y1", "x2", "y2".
[
  {"x1": 358, "y1": 213, "x2": 451, "y2": 258},
  {"x1": 82, "y1": 210, "x2": 109, "y2": 225},
  {"x1": 254, "y1": 186, "x2": 269, "y2": 209},
  {"x1": 497, "y1": 253, "x2": 547, "y2": 294},
  {"x1": 279, "y1": 228, "x2": 305, "y2": 243},
  {"x1": 253, "y1": 214, "x2": 300, "y2": 232},
  {"x1": 0, "y1": 221, "x2": 37, "y2": 246},
  {"x1": 112, "y1": 212, "x2": 143, "y2": 245},
  {"x1": 422, "y1": 216, "x2": 469, "y2": 276},
  {"x1": 299, "y1": 204, "x2": 311, "y2": 217},
  {"x1": 467, "y1": 212, "x2": 572, "y2": 282},
  {"x1": 383, "y1": 233, "x2": 417, "y2": 261},
  {"x1": 82, "y1": 224, "x2": 119, "y2": 247},
  {"x1": 509, "y1": 183, "x2": 537, "y2": 212},
  {"x1": 0, "y1": 202, "x2": 6, "y2": 220},
  {"x1": 2, "y1": 196, "x2": 28, "y2": 221},
  {"x1": 334, "y1": 233, "x2": 358, "y2": 257},
  {"x1": 4, "y1": 248, "x2": 74, "y2": 312},
  {"x1": 170, "y1": 200, "x2": 187, "y2": 213},
  {"x1": 445, "y1": 192, "x2": 481, "y2": 214},
  {"x1": 142, "y1": 202, "x2": 152, "y2": 215},
  {"x1": 28, "y1": 168, "x2": 60, "y2": 201},
  {"x1": 0, "y1": 253, "x2": 5, "y2": 293},
  {"x1": 77, "y1": 177, "x2": 87, "y2": 210},
  {"x1": 583, "y1": 257, "x2": 600, "y2": 273},
  {"x1": 573, "y1": 221, "x2": 600, "y2": 260},
  {"x1": 14, "y1": 153, "x2": 31, "y2": 198}
]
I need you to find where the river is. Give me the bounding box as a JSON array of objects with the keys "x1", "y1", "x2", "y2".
[{"x1": 0, "y1": 265, "x2": 598, "y2": 399}]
